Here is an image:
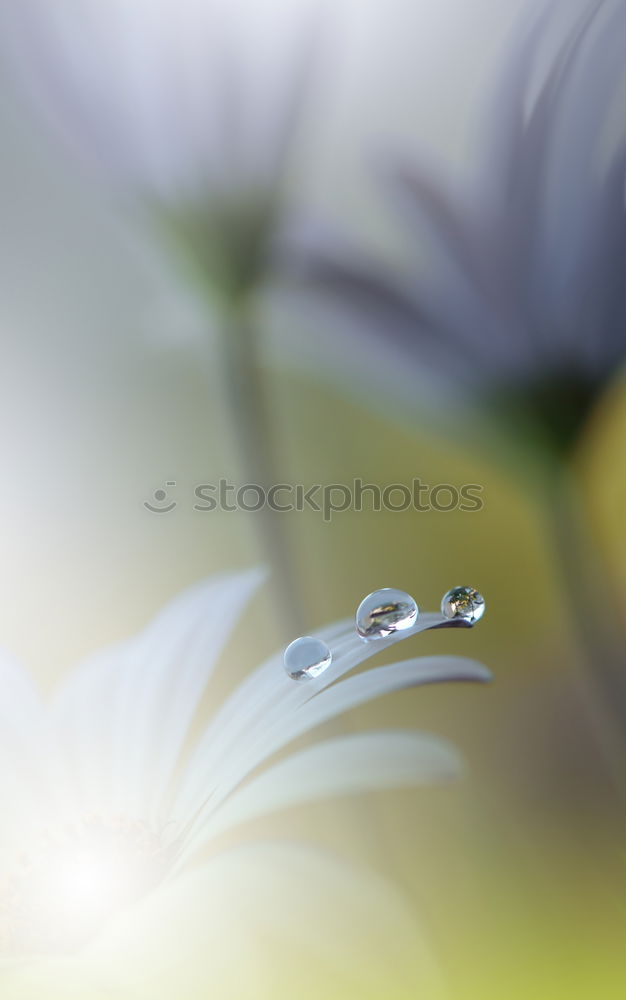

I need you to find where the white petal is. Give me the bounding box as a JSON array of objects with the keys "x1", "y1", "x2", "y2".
[
  {"x1": 175, "y1": 612, "x2": 471, "y2": 821},
  {"x1": 51, "y1": 568, "x2": 264, "y2": 823},
  {"x1": 243, "y1": 654, "x2": 489, "y2": 781},
  {"x1": 177, "y1": 730, "x2": 461, "y2": 866},
  {"x1": 173, "y1": 617, "x2": 352, "y2": 818},
  {"x1": 0, "y1": 0, "x2": 330, "y2": 201},
  {"x1": 209, "y1": 655, "x2": 489, "y2": 822},
  {"x1": 0, "y1": 650, "x2": 68, "y2": 847}
]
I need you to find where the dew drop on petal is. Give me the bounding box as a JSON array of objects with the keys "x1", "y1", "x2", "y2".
[
  {"x1": 284, "y1": 636, "x2": 332, "y2": 681},
  {"x1": 441, "y1": 586, "x2": 485, "y2": 625},
  {"x1": 356, "y1": 588, "x2": 419, "y2": 640}
]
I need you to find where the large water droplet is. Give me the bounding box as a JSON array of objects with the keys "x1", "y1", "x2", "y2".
[
  {"x1": 356, "y1": 588, "x2": 419, "y2": 640},
  {"x1": 284, "y1": 636, "x2": 332, "y2": 681},
  {"x1": 441, "y1": 586, "x2": 485, "y2": 625}
]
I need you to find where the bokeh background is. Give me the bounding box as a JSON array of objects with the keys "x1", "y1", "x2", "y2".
[{"x1": 1, "y1": 0, "x2": 625, "y2": 997}]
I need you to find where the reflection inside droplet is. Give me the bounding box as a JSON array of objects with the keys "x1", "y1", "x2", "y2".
[
  {"x1": 356, "y1": 588, "x2": 419, "y2": 640},
  {"x1": 284, "y1": 636, "x2": 332, "y2": 680},
  {"x1": 441, "y1": 586, "x2": 485, "y2": 625}
]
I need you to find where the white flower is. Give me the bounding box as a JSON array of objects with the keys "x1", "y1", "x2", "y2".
[
  {"x1": 0, "y1": 568, "x2": 489, "y2": 993},
  {"x1": 2, "y1": 0, "x2": 321, "y2": 200},
  {"x1": 1, "y1": 0, "x2": 327, "y2": 297},
  {"x1": 284, "y1": 0, "x2": 626, "y2": 452}
]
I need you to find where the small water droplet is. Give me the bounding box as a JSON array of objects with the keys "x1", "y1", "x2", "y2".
[
  {"x1": 441, "y1": 586, "x2": 485, "y2": 625},
  {"x1": 284, "y1": 636, "x2": 332, "y2": 681},
  {"x1": 356, "y1": 588, "x2": 419, "y2": 640}
]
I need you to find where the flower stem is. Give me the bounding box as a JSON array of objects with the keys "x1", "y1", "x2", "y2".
[
  {"x1": 219, "y1": 302, "x2": 305, "y2": 639},
  {"x1": 155, "y1": 214, "x2": 305, "y2": 638},
  {"x1": 542, "y1": 463, "x2": 626, "y2": 798}
]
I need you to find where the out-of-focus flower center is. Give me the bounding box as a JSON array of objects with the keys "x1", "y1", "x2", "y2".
[{"x1": 0, "y1": 816, "x2": 171, "y2": 955}]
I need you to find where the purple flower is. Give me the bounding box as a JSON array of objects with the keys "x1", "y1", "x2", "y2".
[{"x1": 285, "y1": 1, "x2": 626, "y2": 453}]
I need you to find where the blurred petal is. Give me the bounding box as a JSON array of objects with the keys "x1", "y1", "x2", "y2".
[
  {"x1": 288, "y1": 0, "x2": 626, "y2": 437},
  {"x1": 0, "y1": 0, "x2": 329, "y2": 201}
]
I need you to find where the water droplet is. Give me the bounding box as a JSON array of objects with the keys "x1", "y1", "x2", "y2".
[
  {"x1": 356, "y1": 588, "x2": 419, "y2": 640},
  {"x1": 284, "y1": 636, "x2": 332, "y2": 681},
  {"x1": 441, "y1": 586, "x2": 485, "y2": 625}
]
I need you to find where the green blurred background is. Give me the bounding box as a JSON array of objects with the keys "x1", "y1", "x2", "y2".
[{"x1": 1, "y1": 0, "x2": 625, "y2": 996}]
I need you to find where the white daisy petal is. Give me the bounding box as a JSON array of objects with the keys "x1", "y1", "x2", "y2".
[
  {"x1": 173, "y1": 618, "x2": 352, "y2": 818},
  {"x1": 47, "y1": 640, "x2": 156, "y2": 819},
  {"x1": 175, "y1": 612, "x2": 463, "y2": 821},
  {"x1": 0, "y1": 649, "x2": 48, "y2": 773},
  {"x1": 262, "y1": 655, "x2": 490, "y2": 761},
  {"x1": 51, "y1": 568, "x2": 264, "y2": 822},
  {"x1": 206, "y1": 656, "x2": 490, "y2": 821},
  {"x1": 123, "y1": 567, "x2": 265, "y2": 822},
  {"x1": 177, "y1": 655, "x2": 488, "y2": 839},
  {"x1": 0, "y1": 0, "x2": 329, "y2": 204},
  {"x1": 0, "y1": 650, "x2": 61, "y2": 844},
  {"x1": 178, "y1": 730, "x2": 460, "y2": 860},
  {"x1": 0, "y1": 570, "x2": 489, "y2": 962}
]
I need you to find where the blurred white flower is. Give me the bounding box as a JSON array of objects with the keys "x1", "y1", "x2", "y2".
[
  {"x1": 1, "y1": 0, "x2": 328, "y2": 298},
  {"x1": 0, "y1": 568, "x2": 489, "y2": 991},
  {"x1": 0, "y1": 0, "x2": 339, "y2": 636},
  {"x1": 285, "y1": 0, "x2": 626, "y2": 453}
]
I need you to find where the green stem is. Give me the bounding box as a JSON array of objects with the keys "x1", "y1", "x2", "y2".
[
  {"x1": 155, "y1": 212, "x2": 305, "y2": 639},
  {"x1": 542, "y1": 463, "x2": 626, "y2": 798},
  {"x1": 219, "y1": 302, "x2": 306, "y2": 640}
]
